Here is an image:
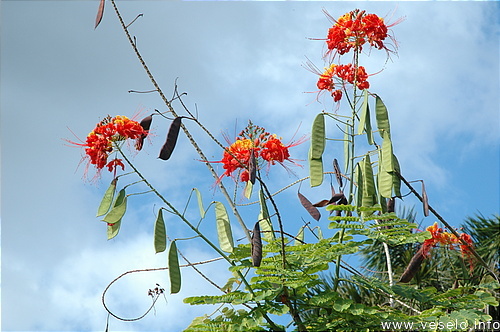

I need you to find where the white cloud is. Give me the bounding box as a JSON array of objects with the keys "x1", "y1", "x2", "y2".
[{"x1": 2, "y1": 1, "x2": 498, "y2": 331}]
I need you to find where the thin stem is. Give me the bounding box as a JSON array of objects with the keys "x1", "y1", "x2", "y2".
[
  {"x1": 110, "y1": 0, "x2": 251, "y2": 243},
  {"x1": 116, "y1": 145, "x2": 281, "y2": 329}
]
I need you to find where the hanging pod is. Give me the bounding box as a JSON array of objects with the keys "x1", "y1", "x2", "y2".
[
  {"x1": 159, "y1": 117, "x2": 183, "y2": 160},
  {"x1": 251, "y1": 222, "x2": 263, "y2": 267}
]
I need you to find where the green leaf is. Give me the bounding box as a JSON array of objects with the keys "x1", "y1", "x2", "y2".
[
  {"x1": 316, "y1": 226, "x2": 323, "y2": 240},
  {"x1": 193, "y1": 188, "x2": 205, "y2": 219},
  {"x1": 362, "y1": 154, "x2": 376, "y2": 208},
  {"x1": 358, "y1": 90, "x2": 374, "y2": 145},
  {"x1": 258, "y1": 189, "x2": 274, "y2": 241},
  {"x1": 309, "y1": 113, "x2": 325, "y2": 187},
  {"x1": 294, "y1": 226, "x2": 305, "y2": 246},
  {"x1": 354, "y1": 162, "x2": 363, "y2": 208},
  {"x1": 215, "y1": 202, "x2": 234, "y2": 253},
  {"x1": 102, "y1": 189, "x2": 127, "y2": 225},
  {"x1": 392, "y1": 154, "x2": 402, "y2": 197},
  {"x1": 375, "y1": 95, "x2": 391, "y2": 138},
  {"x1": 244, "y1": 180, "x2": 253, "y2": 199},
  {"x1": 309, "y1": 158, "x2": 324, "y2": 187},
  {"x1": 97, "y1": 178, "x2": 117, "y2": 217},
  {"x1": 107, "y1": 219, "x2": 121, "y2": 240},
  {"x1": 310, "y1": 113, "x2": 325, "y2": 159},
  {"x1": 378, "y1": 149, "x2": 393, "y2": 198},
  {"x1": 168, "y1": 240, "x2": 181, "y2": 294},
  {"x1": 154, "y1": 209, "x2": 167, "y2": 253},
  {"x1": 381, "y1": 131, "x2": 394, "y2": 172}
]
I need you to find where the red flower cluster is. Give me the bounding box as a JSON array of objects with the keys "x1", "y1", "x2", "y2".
[
  {"x1": 326, "y1": 10, "x2": 392, "y2": 55},
  {"x1": 421, "y1": 222, "x2": 475, "y2": 270},
  {"x1": 317, "y1": 63, "x2": 370, "y2": 101},
  {"x1": 216, "y1": 122, "x2": 301, "y2": 182},
  {"x1": 71, "y1": 115, "x2": 149, "y2": 176},
  {"x1": 312, "y1": 9, "x2": 400, "y2": 103}
]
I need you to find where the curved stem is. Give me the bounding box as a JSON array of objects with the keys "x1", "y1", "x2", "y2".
[{"x1": 116, "y1": 146, "x2": 281, "y2": 329}]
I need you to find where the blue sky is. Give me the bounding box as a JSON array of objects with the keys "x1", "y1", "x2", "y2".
[{"x1": 1, "y1": 1, "x2": 499, "y2": 331}]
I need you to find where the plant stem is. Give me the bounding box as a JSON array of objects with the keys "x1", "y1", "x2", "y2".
[
  {"x1": 396, "y1": 171, "x2": 499, "y2": 283},
  {"x1": 110, "y1": 0, "x2": 251, "y2": 243},
  {"x1": 116, "y1": 146, "x2": 281, "y2": 330}
]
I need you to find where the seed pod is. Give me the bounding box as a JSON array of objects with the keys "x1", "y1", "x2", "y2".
[
  {"x1": 298, "y1": 192, "x2": 321, "y2": 221},
  {"x1": 328, "y1": 193, "x2": 345, "y2": 204},
  {"x1": 333, "y1": 158, "x2": 343, "y2": 188},
  {"x1": 399, "y1": 247, "x2": 425, "y2": 283},
  {"x1": 313, "y1": 199, "x2": 330, "y2": 208},
  {"x1": 159, "y1": 117, "x2": 183, "y2": 160},
  {"x1": 334, "y1": 195, "x2": 348, "y2": 217},
  {"x1": 248, "y1": 148, "x2": 256, "y2": 185},
  {"x1": 251, "y1": 222, "x2": 262, "y2": 267},
  {"x1": 387, "y1": 197, "x2": 395, "y2": 213},
  {"x1": 135, "y1": 115, "x2": 153, "y2": 151},
  {"x1": 421, "y1": 181, "x2": 429, "y2": 217}
]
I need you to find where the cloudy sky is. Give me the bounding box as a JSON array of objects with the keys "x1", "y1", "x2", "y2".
[{"x1": 1, "y1": 1, "x2": 499, "y2": 331}]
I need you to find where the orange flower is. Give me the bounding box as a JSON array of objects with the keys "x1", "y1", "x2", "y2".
[
  {"x1": 324, "y1": 9, "x2": 399, "y2": 56},
  {"x1": 421, "y1": 222, "x2": 475, "y2": 271},
  {"x1": 68, "y1": 115, "x2": 148, "y2": 177},
  {"x1": 315, "y1": 63, "x2": 370, "y2": 102},
  {"x1": 214, "y1": 122, "x2": 302, "y2": 182}
]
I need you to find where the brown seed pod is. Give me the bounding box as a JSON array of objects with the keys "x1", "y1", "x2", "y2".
[
  {"x1": 135, "y1": 115, "x2": 153, "y2": 151},
  {"x1": 387, "y1": 197, "x2": 395, "y2": 213},
  {"x1": 298, "y1": 192, "x2": 321, "y2": 221},
  {"x1": 248, "y1": 148, "x2": 256, "y2": 185},
  {"x1": 313, "y1": 199, "x2": 330, "y2": 208},
  {"x1": 251, "y1": 222, "x2": 262, "y2": 267},
  {"x1": 421, "y1": 181, "x2": 429, "y2": 217},
  {"x1": 333, "y1": 158, "x2": 343, "y2": 188},
  {"x1": 159, "y1": 117, "x2": 183, "y2": 160},
  {"x1": 399, "y1": 247, "x2": 425, "y2": 283}
]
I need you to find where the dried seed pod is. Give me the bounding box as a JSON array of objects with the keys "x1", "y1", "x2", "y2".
[
  {"x1": 135, "y1": 115, "x2": 153, "y2": 151},
  {"x1": 333, "y1": 158, "x2": 343, "y2": 188},
  {"x1": 328, "y1": 193, "x2": 345, "y2": 204},
  {"x1": 421, "y1": 181, "x2": 429, "y2": 217},
  {"x1": 334, "y1": 195, "x2": 348, "y2": 217},
  {"x1": 159, "y1": 117, "x2": 183, "y2": 160},
  {"x1": 248, "y1": 148, "x2": 256, "y2": 185},
  {"x1": 399, "y1": 248, "x2": 425, "y2": 283},
  {"x1": 313, "y1": 199, "x2": 330, "y2": 208},
  {"x1": 298, "y1": 192, "x2": 321, "y2": 221},
  {"x1": 387, "y1": 197, "x2": 395, "y2": 213},
  {"x1": 251, "y1": 222, "x2": 262, "y2": 267}
]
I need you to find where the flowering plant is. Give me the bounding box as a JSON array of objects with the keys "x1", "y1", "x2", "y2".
[{"x1": 71, "y1": 3, "x2": 498, "y2": 331}]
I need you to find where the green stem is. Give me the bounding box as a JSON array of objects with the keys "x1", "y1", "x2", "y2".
[
  {"x1": 333, "y1": 50, "x2": 360, "y2": 292},
  {"x1": 116, "y1": 146, "x2": 281, "y2": 330}
]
